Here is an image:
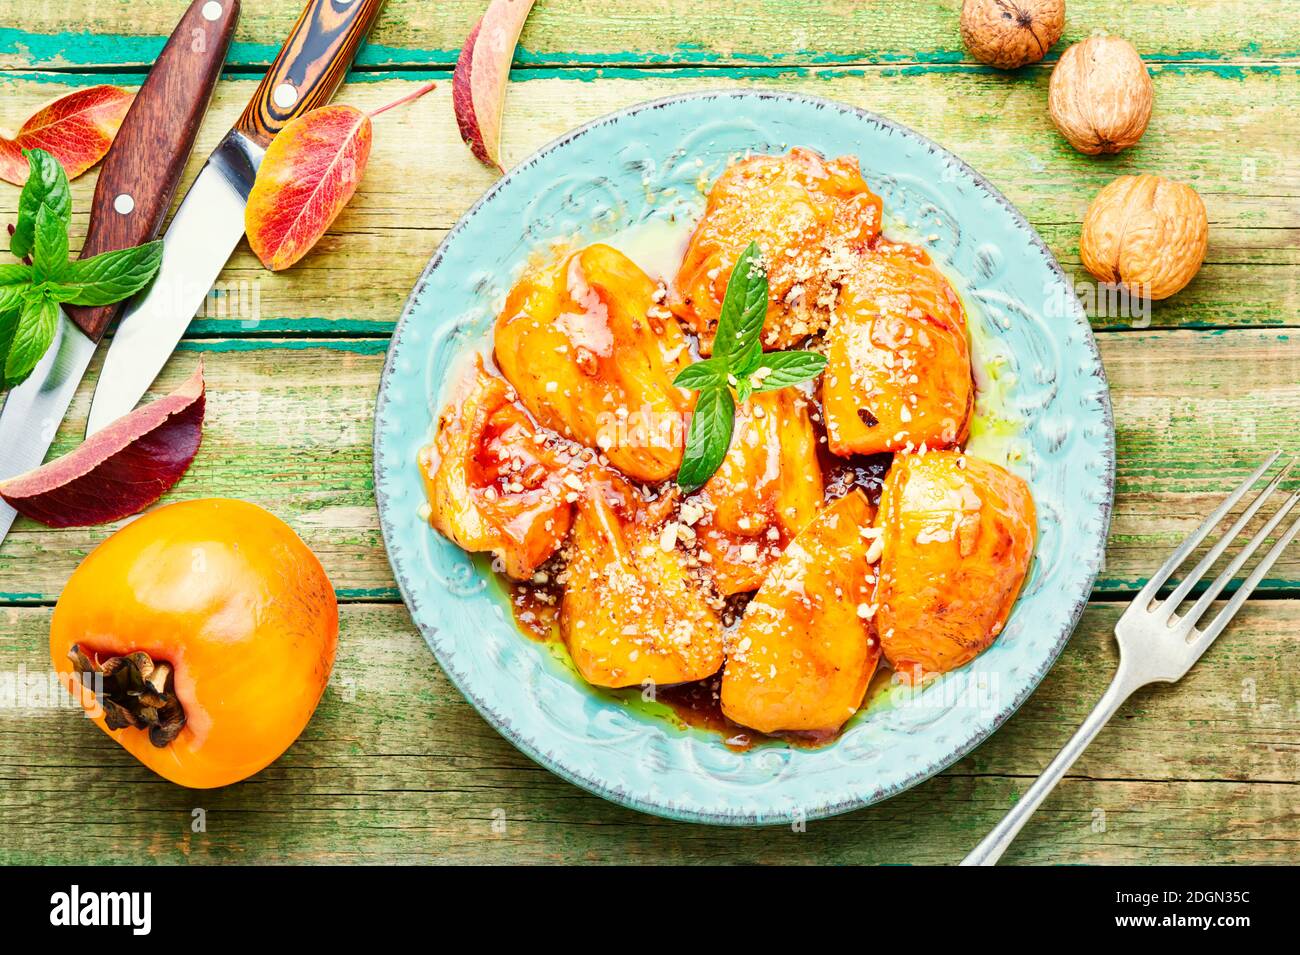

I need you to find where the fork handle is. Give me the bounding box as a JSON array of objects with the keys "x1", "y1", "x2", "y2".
[{"x1": 960, "y1": 663, "x2": 1146, "y2": 866}]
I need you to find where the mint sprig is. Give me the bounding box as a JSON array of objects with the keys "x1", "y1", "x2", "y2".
[
  {"x1": 11, "y1": 149, "x2": 71, "y2": 262},
  {"x1": 672, "y1": 240, "x2": 829, "y2": 492},
  {"x1": 1, "y1": 148, "x2": 164, "y2": 389},
  {"x1": 676, "y1": 384, "x2": 736, "y2": 492}
]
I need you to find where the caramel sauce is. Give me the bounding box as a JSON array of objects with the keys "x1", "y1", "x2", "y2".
[
  {"x1": 811, "y1": 391, "x2": 893, "y2": 506},
  {"x1": 509, "y1": 580, "x2": 562, "y2": 643},
  {"x1": 822, "y1": 451, "x2": 893, "y2": 507},
  {"x1": 653, "y1": 672, "x2": 874, "y2": 753},
  {"x1": 655, "y1": 674, "x2": 746, "y2": 747}
]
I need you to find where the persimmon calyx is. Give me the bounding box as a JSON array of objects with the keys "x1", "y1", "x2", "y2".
[{"x1": 68, "y1": 645, "x2": 186, "y2": 747}]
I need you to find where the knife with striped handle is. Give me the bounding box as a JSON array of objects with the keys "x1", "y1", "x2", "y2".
[
  {"x1": 0, "y1": 0, "x2": 239, "y2": 547},
  {"x1": 85, "y1": 0, "x2": 386, "y2": 437}
]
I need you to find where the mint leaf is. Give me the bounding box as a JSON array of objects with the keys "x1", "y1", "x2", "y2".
[
  {"x1": 0, "y1": 263, "x2": 30, "y2": 316},
  {"x1": 4, "y1": 291, "x2": 58, "y2": 388},
  {"x1": 31, "y1": 203, "x2": 70, "y2": 282},
  {"x1": 0, "y1": 152, "x2": 163, "y2": 393},
  {"x1": 733, "y1": 376, "x2": 753, "y2": 404},
  {"x1": 0, "y1": 300, "x2": 20, "y2": 375},
  {"x1": 673, "y1": 357, "x2": 727, "y2": 391},
  {"x1": 676, "y1": 385, "x2": 736, "y2": 493},
  {"x1": 711, "y1": 241, "x2": 768, "y2": 369},
  {"x1": 12, "y1": 149, "x2": 71, "y2": 261},
  {"x1": 671, "y1": 238, "x2": 831, "y2": 491},
  {"x1": 749, "y1": 350, "x2": 829, "y2": 393},
  {"x1": 0, "y1": 264, "x2": 28, "y2": 285},
  {"x1": 57, "y1": 241, "x2": 163, "y2": 306}
]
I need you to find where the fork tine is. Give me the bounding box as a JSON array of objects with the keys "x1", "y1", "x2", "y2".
[
  {"x1": 1129, "y1": 451, "x2": 1282, "y2": 612},
  {"x1": 1158, "y1": 458, "x2": 1295, "y2": 616},
  {"x1": 1182, "y1": 489, "x2": 1300, "y2": 629},
  {"x1": 1188, "y1": 506, "x2": 1300, "y2": 657}
]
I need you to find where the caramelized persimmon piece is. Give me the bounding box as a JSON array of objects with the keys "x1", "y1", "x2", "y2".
[
  {"x1": 423, "y1": 361, "x2": 575, "y2": 579},
  {"x1": 721, "y1": 490, "x2": 881, "y2": 735},
  {"x1": 561, "y1": 477, "x2": 724, "y2": 688},
  {"x1": 670, "y1": 148, "x2": 883, "y2": 353},
  {"x1": 494, "y1": 243, "x2": 692, "y2": 482},
  {"x1": 875, "y1": 451, "x2": 1036, "y2": 678},
  {"x1": 691, "y1": 389, "x2": 823, "y2": 595},
  {"x1": 823, "y1": 241, "x2": 972, "y2": 456}
]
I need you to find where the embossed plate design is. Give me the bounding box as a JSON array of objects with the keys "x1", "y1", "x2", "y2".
[{"x1": 374, "y1": 91, "x2": 1115, "y2": 826}]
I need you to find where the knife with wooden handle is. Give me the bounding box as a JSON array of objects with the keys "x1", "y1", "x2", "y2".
[
  {"x1": 65, "y1": 0, "x2": 242, "y2": 341},
  {"x1": 0, "y1": 0, "x2": 240, "y2": 546},
  {"x1": 86, "y1": 0, "x2": 386, "y2": 436}
]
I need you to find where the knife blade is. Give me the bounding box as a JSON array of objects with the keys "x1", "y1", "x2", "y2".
[
  {"x1": 0, "y1": 0, "x2": 239, "y2": 546},
  {"x1": 88, "y1": 139, "x2": 254, "y2": 434},
  {"x1": 86, "y1": 0, "x2": 387, "y2": 436},
  {"x1": 0, "y1": 321, "x2": 97, "y2": 542}
]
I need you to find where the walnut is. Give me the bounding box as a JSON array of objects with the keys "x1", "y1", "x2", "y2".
[
  {"x1": 1049, "y1": 34, "x2": 1153, "y2": 154},
  {"x1": 1079, "y1": 175, "x2": 1209, "y2": 300},
  {"x1": 960, "y1": 0, "x2": 1065, "y2": 69}
]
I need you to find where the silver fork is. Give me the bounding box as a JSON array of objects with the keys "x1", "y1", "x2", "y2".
[{"x1": 962, "y1": 451, "x2": 1300, "y2": 865}]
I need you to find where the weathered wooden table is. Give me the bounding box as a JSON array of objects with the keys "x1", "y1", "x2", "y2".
[{"x1": 1, "y1": 1, "x2": 1296, "y2": 864}]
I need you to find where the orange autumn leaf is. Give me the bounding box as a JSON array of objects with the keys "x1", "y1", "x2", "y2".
[
  {"x1": 245, "y1": 105, "x2": 372, "y2": 272},
  {"x1": 244, "y1": 84, "x2": 435, "y2": 272},
  {"x1": 0, "y1": 85, "x2": 133, "y2": 186}
]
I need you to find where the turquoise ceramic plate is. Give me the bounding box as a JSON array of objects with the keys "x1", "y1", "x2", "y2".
[{"x1": 374, "y1": 90, "x2": 1115, "y2": 826}]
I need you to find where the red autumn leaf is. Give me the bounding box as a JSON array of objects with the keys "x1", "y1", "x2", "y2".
[
  {"x1": 244, "y1": 83, "x2": 435, "y2": 272},
  {"x1": 245, "y1": 105, "x2": 372, "y2": 272},
  {"x1": 453, "y1": 0, "x2": 538, "y2": 172},
  {"x1": 0, "y1": 363, "x2": 204, "y2": 527},
  {"x1": 0, "y1": 85, "x2": 133, "y2": 186}
]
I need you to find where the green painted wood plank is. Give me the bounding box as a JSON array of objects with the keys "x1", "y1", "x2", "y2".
[
  {"x1": 1, "y1": 69, "x2": 1295, "y2": 337},
  {"x1": 1, "y1": 329, "x2": 1298, "y2": 603},
  {"x1": 0, "y1": 601, "x2": 1293, "y2": 863},
  {"x1": 0, "y1": 342, "x2": 388, "y2": 604},
  {"x1": 3, "y1": 0, "x2": 1300, "y2": 70}
]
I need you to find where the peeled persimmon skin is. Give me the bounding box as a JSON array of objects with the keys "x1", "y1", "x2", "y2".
[
  {"x1": 671, "y1": 148, "x2": 884, "y2": 354},
  {"x1": 721, "y1": 490, "x2": 881, "y2": 735},
  {"x1": 875, "y1": 452, "x2": 1036, "y2": 679},
  {"x1": 823, "y1": 241, "x2": 973, "y2": 456},
  {"x1": 49, "y1": 498, "x2": 338, "y2": 789}
]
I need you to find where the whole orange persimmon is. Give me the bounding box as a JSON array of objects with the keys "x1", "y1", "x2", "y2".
[{"x1": 50, "y1": 498, "x2": 338, "y2": 788}]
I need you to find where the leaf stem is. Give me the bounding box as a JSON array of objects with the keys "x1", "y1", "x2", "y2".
[{"x1": 369, "y1": 81, "x2": 439, "y2": 119}]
